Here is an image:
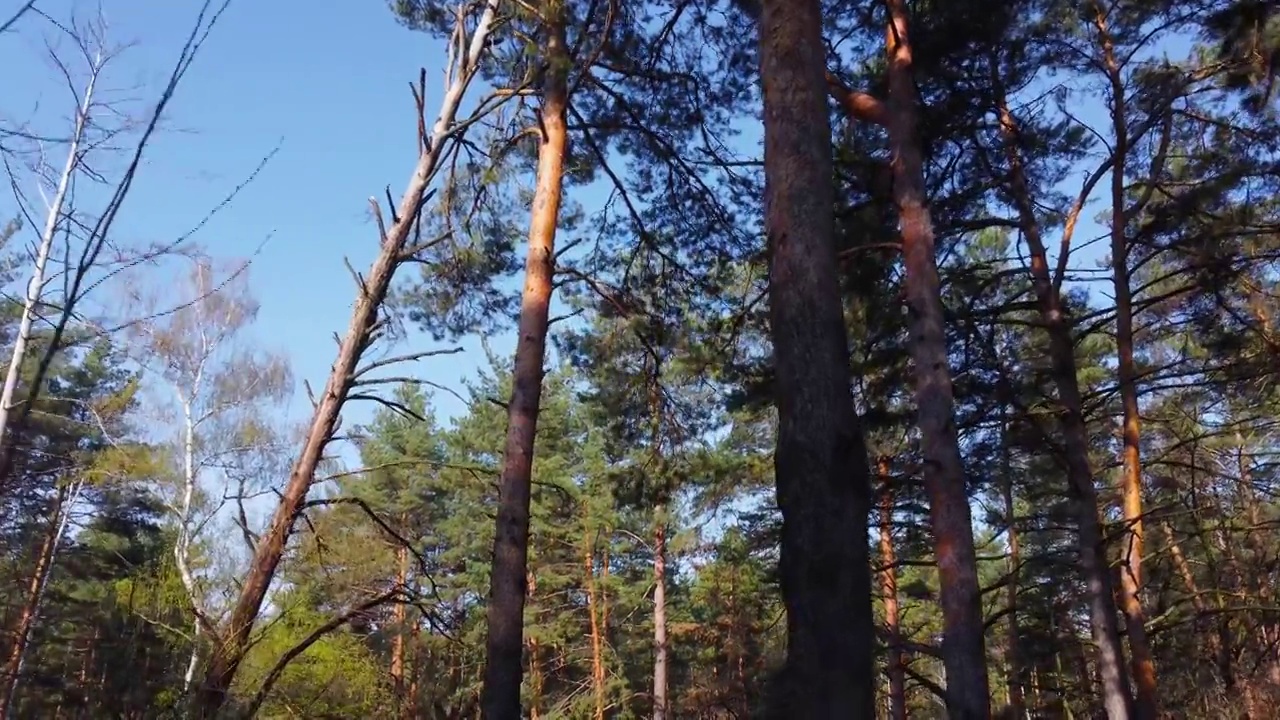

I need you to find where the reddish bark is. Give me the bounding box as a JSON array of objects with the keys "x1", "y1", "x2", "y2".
[
  {"x1": 0, "y1": 488, "x2": 66, "y2": 716},
  {"x1": 991, "y1": 60, "x2": 1134, "y2": 720},
  {"x1": 877, "y1": 459, "x2": 907, "y2": 720},
  {"x1": 757, "y1": 0, "x2": 877, "y2": 715},
  {"x1": 588, "y1": 537, "x2": 606, "y2": 720},
  {"x1": 477, "y1": 11, "x2": 569, "y2": 716},
  {"x1": 1092, "y1": 9, "x2": 1159, "y2": 716},
  {"x1": 882, "y1": 2, "x2": 990, "y2": 716}
]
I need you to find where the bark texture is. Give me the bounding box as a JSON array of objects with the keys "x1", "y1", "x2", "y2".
[
  {"x1": 478, "y1": 11, "x2": 569, "y2": 717},
  {"x1": 882, "y1": 1, "x2": 990, "y2": 716},
  {"x1": 757, "y1": 0, "x2": 876, "y2": 715}
]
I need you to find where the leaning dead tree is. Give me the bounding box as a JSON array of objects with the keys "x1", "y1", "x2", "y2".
[{"x1": 192, "y1": 0, "x2": 506, "y2": 714}]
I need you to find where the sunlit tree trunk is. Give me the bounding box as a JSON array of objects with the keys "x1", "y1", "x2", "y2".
[
  {"x1": 1091, "y1": 8, "x2": 1159, "y2": 716},
  {"x1": 653, "y1": 509, "x2": 668, "y2": 720},
  {"x1": 881, "y1": 2, "x2": 990, "y2": 716},
  {"x1": 877, "y1": 458, "x2": 907, "y2": 720},
  {"x1": 479, "y1": 7, "x2": 569, "y2": 717},
  {"x1": 991, "y1": 62, "x2": 1134, "y2": 720},
  {"x1": 586, "y1": 531, "x2": 606, "y2": 720}
]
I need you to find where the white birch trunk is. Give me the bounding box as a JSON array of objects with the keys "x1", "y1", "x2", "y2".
[{"x1": 0, "y1": 54, "x2": 100, "y2": 446}]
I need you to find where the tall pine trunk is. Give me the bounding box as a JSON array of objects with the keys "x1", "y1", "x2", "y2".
[
  {"x1": 757, "y1": 0, "x2": 876, "y2": 714},
  {"x1": 881, "y1": 2, "x2": 990, "y2": 716},
  {"x1": 1092, "y1": 10, "x2": 1159, "y2": 715},
  {"x1": 877, "y1": 459, "x2": 907, "y2": 720},
  {"x1": 648, "y1": 364, "x2": 669, "y2": 720},
  {"x1": 991, "y1": 65, "x2": 1134, "y2": 720},
  {"x1": 478, "y1": 10, "x2": 569, "y2": 716}
]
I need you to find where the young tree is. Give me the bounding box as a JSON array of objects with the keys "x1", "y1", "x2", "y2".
[{"x1": 126, "y1": 258, "x2": 290, "y2": 695}]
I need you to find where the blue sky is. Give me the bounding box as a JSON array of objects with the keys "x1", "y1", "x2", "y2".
[{"x1": 2, "y1": 0, "x2": 530, "y2": 443}]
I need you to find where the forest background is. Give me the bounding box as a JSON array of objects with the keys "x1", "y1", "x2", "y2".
[{"x1": 0, "y1": 0, "x2": 1278, "y2": 719}]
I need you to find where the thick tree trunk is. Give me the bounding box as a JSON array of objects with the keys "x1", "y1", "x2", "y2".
[
  {"x1": 757, "y1": 0, "x2": 876, "y2": 715},
  {"x1": 478, "y1": 13, "x2": 569, "y2": 716},
  {"x1": 877, "y1": 459, "x2": 907, "y2": 720},
  {"x1": 192, "y1": 5, "x2": 499, "y2": 713},
  {"x1": 1093, "y1": 10, "x2": 1159, "y2": 717},
  {"x1": 992, "y1": 69, "x2": 1134, "y2": 720},
  {"x1": 652, "y1": 510, "x2": 668, "y2": 720},
  {"x1": 882, "y1": 2, "x2": 990, "y2": 717}
]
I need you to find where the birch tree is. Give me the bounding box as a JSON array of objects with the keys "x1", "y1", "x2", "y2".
[
  {"x1": 125, "y1": 257, "x2": 290, "y2": 696},
  {"x1": 0, "y1": 0, "x2": 235, "y2": 491}
]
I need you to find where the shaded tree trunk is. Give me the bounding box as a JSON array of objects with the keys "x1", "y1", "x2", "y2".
[
  {"x1": 990, "y1": 63, "x2": 1134, "y2": 720},
  {"x1": 996, "y1": 385, "x2": 1025, "y2": 719},
  {"x1": 477, "y1": 7, "x2": 569, "y2": 717},
  {"x1": 881, "y1": 2, "x2": 989, "y2": 716},
  {"x1": 757, "y1": 0, "x2": 876, "y2": 715},
  {"x1": 1001, "y1": 435, "x2": 1025, "y2": 720}
]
